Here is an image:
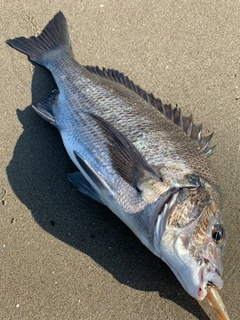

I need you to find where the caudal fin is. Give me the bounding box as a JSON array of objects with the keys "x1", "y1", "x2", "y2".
[{"x1": 6, "y1": 11, "x2": 72, "y2": 67}]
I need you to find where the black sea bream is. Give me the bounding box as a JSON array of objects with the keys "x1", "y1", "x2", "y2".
[{"x1": 7, "y1": 12, "x2": 229, "y2": 319}]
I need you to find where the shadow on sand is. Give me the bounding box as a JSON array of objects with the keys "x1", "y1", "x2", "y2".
[{"x1": 7, "y1": 64, "x2": 209, "y2": 319}]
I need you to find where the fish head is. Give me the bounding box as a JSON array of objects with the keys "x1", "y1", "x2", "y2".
[{"x1": 153, "y1": 180, "x2": 226, "y2": 300}]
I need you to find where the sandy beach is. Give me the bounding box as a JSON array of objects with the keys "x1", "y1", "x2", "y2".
[{"x1": 0, "y1": 1, "x2": 239, "y2": 319}]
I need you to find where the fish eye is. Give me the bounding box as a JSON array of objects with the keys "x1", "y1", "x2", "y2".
[{"x1": 212, "y1": 224, "x2": 225, "y2": 244}]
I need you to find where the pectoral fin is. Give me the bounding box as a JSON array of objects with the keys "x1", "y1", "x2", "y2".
[{"x1": 91, "y1": 114, "x2": 166, "y2": 202}]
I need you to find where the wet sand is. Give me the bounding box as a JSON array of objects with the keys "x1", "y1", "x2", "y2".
[{"x1": 0, "y1": 1, "x2": 239, "y2": 319}]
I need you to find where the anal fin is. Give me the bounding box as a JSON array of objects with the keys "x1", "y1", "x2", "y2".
[{"x1": 32, "y1": 89, "x2": 59, "y2": 125}]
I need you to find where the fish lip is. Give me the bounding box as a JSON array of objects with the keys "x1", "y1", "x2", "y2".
[
  {"x1": 159, "y1": 248, "x2": 224, "y2": 300},
  {"x1": 197, "y1": 260, "x2": 223, "y2": 300},
  {"x1": 154, "y1": 193, "x2": 224, "y2": 301}
]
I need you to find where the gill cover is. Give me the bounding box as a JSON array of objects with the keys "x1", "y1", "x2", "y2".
[{"x1": 153, "y1": 182, "x2": 225, "y2": 300}]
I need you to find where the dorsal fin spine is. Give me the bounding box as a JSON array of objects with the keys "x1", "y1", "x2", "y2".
[{"x1": 85, "y1": 65, "x2": 215, "y2": 157}]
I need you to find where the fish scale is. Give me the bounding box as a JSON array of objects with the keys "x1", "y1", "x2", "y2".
[
  {"x1": 6, "y1": 11, "x2": 229, "y2": 320},
  {"x1": 53, "y1": 52, "x2": 214, "y2": 186}
]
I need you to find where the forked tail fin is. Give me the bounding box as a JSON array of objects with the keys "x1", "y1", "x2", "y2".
[{"x1": 6, "y1": 11, "x2": 72, "y2": 67}]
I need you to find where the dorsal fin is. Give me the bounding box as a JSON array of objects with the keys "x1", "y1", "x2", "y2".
[{"x1": 85, "y1": 65, "x2": 215, "y2": 157}]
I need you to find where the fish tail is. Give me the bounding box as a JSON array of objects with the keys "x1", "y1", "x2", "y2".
[{"x1": 6, "y1": 11, "x2": 72, "y2": 67}]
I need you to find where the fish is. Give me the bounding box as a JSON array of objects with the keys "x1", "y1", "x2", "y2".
[{"x1": 6, "y1": 12, "x2": 229, "y2": 319}]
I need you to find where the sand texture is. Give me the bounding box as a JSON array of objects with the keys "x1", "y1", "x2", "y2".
[{"x1": 0, "y1": 1, "x2": 239, "y2": 319}]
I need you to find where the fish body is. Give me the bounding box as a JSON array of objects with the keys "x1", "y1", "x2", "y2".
[{"x1": 7, "y1": 11, "x2": 227, "y2": 308}]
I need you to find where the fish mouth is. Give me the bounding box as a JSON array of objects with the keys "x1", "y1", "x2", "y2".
[
  {"x1": 197, "y1": 260, "x2": 223, "y2": 300},
  {"x1": 152, "y1": 188, "x2": 224, "y2": 301},
  {"x1": 164, "y1": 258, "x2": 224, "y2": 301}
]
